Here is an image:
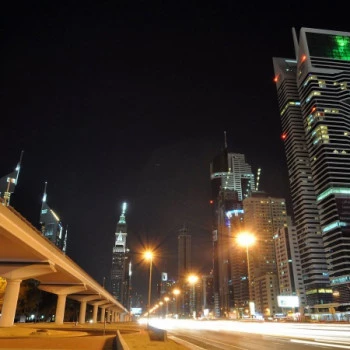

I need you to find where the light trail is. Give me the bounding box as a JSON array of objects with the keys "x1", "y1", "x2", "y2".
[{"x1": 139, "y1": 317, "x2": 350, "y2": 345}]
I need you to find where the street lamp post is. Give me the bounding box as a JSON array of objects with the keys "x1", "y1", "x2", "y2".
[
  {"x1": 237, "y1": 232, "x2": 255, "y2": 318},
  {"x1": 188, "y1": 275, "x2": 199, "y2": 318},
  {"x1": 172, "y1": 289, "x2": 180, "y2": 318},
  {"x1": 144, "y1": 251, "x2": 153, "y2": 325},
  {"x1": 164, "y1": 297, "x2": 169, "y2": 318},
  {"x1": 159, "y1": 301, "x2": 163, "y2": 318}
]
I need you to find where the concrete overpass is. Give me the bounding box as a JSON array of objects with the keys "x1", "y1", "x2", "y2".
[{"x1": 0, "y1": 201, "x2": 130, "y2": 327}]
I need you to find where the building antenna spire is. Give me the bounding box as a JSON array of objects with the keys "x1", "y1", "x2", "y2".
[
  {"x1": 224, "y1": 131, "x2": 227, "y2": 149},
  {"x1": 42, "y1": 181, "x2": 48, "y2": 203},
  {"x1": 40, "y1": 182, "x2": 48, "y2": 227},
  {"x1": 15, "y1": 150, "x2": 24, "y2": 185},
  {"x1": 292, "y1": 27, "x2": 299, "y2": 59}
]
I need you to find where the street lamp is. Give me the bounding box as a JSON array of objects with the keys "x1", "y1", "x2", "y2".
[
  {"x1": 159, "y1": 301, "x2": 164, "y2": 318},
  {"x1": 164, "y1": 296, "x2": 170, "y2": 318},
  {"x1": 144, "y1": 250, "x2": 153, "y2": 324},
  {"x1": 172, "y1": 288, "x2": 180, "y2": 318},
  {"x1": 188, "y1": 275, "x2": 199, "y2": 318},
  {"x1": 237, "y1": 232, "x2": 255, "y2": 317}
]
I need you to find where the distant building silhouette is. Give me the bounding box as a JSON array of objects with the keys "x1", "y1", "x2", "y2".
[
  {"x1": 177, "y1": 225, "x2": 192, "y2": 316},
  {"x1": 178, "y1": 225, "x2": 191, "y2": 281}
]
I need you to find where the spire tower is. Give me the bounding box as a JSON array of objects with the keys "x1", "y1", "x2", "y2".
[{"x1": 110, "y1": 202, "x2": 131, "y2": 310}]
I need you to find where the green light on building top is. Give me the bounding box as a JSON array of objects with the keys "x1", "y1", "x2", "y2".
[{"x1": 332, "y1": 35, "x2": 350, "y2": 60}]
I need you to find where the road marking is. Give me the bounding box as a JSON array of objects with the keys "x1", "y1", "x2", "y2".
[
  {"x1": 168, "y1": 335, "x2": 205, "y2": 349},
  {"x1": 291, "y1": 339, "x2": 350, "y2": 349}
]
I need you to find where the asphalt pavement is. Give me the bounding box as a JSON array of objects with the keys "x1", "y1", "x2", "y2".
[{"x1": 0, "y1": 322, "x2": 188, "y2": 349}]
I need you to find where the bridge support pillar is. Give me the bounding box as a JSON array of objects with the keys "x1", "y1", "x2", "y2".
[
  {"x1": 79, "y1": 300, "x2": 87, "y2": 324},
  {"x1": 56, "y1": 294, "x2": 67, "y2": 325},
  {"x1": 92, "y1": 304, "x2": 98, "y2": 323},
  {"x1": 0, "y1": 279, "x2": 22, "y2": 327},
  {"x1": 100, "y1": 307, "x2": 106, "y2": 322}
]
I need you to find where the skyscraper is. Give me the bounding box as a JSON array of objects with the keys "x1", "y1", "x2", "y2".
[
  {"x1": 274, "y1": 217, "x2": 307, "y2": 308},
  {"x1": 210, "y1": 137, "x2": 255, "y2": 316},
  {"x1": 0, "y1": 151, "x2": 23, "y2": 206},
  {"x1": 40, "y1": 182, "x2": 67, "y2": 253},
  {"x1": 243, "y1": 192, "x2": 288, "y2": 315},
  {"x1": 273, "y1": 27, "x2": 350, "y2": 304},
  {"x1": 177, "y1": 225, "x2": 191, "y2": 282},
  {"x1": 177, "y1": 225, "x2": 191, "y2": 317},
  {"x1": 110, "y1": 202, "x2": 131, "y2": 309}
]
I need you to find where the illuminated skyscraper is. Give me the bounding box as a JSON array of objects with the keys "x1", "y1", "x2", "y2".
[
  {"x1": 0, "y1": 151, "x2": 23, "y2": 206},
  {"x1": 210, "y1": 135, "x2": 255, "y2": 316},
  {"x1": 243, "y1": 192, "x2": 288, "y2": 315},
  {"x1": 110, "y1": 202, "x2": 131, "y2": 309},
  {"x1": 274, "y1": 217, "x2": 307, "y2": 308},
  {"x1": 40, "y1": 182, "x2": 67, "y2": 253},
  {"x1": 273, "y1": 27, "x2": 350, "y2": 304}
]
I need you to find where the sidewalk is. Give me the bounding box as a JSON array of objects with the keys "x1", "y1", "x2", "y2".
[{"x1": 0, "y1": 322, "x2": 188, "y2": 349}]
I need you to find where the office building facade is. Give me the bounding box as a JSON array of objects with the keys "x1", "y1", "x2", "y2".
[
  {"x1": 273, "y1": 27, "x2": 350, "y2": 304},
  {"x1": 274, "y1": 219, "x2": 307, "y2": 308},
  {"x1": 242, "y1": 192, "x2": 288, "y2": 315}
]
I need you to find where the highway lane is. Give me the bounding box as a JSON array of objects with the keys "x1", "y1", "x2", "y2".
[
  {"x1": 146, "y1": 319, "x2": 350, "y2": 350},
  {"x1": 169, "y1": 328, "x2": 350, "y2": 350}
]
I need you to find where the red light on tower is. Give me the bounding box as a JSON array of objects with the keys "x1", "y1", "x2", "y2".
[
  {"x1": 301, "y1": 54, "x2": 307, "y2": 62},
  {"x1": 281, "y1": 132, "x2": 287, "y2": 141},
  {"x1": 209, "y1": 200, "x2": 214, "y2": 205},
  {"x1": 273, "y1": 75, "x2": 279, "y2": 83}
]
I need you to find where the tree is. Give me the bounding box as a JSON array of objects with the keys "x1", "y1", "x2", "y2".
[
  {"x1": 0, "y1": 277, "x2": 7, "y2": 309},
  {"x1": 17, "y1": 279, "x2": 42, "y2": 318}
]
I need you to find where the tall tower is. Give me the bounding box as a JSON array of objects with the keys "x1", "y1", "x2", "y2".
[
  {"x1": 110, "y1": 202, "x2": 131, "y2": 309},
  {"x1": 210, "y1": 135, "x2": 255, "y2": 317},
  {"x1": 0, "y1": 151, "x2": 23, "y2": 206},
  {"x1": 274, "y1": 217, "x2": 307, "y2": 308},
  {"x1": 273, "y1": 27, "x2": 350, "y2": 304},
  {"x1": 228, "y1": 208, "x2": 246, "y2": 314},
  {"x1": 40, "y1": 182, "x2": 67, "y2": 253},
  {"x1": 178, "y1": 225, "x2": 191, "y2": 281},
  {"x1": 177, "y1": 225, "x2": 191, "y2": 317},
  {"x1": 243, "y1": 192, "x2": 288, "y2": 315}
]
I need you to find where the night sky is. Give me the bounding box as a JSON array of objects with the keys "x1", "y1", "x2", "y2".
[{"x1": 2, "y1": 2, "x2": 348, "y2": 302}]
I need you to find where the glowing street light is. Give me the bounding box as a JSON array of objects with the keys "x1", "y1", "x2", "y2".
[
  {"x1": 237, "y1": 232, "x2": 255, "y2": 317},
  {"x1": 188, "y1": 275, "x2": 199, "y2": 318},
  {"x1": 164, "y1": 296, "x2": 170, "y2": 318},
  {"x1": 172, "y1": 288, "x2": 180, "y2": 317},
  {"x1": 144, "y1": 250, "x2": 153, "y2": 324}
]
